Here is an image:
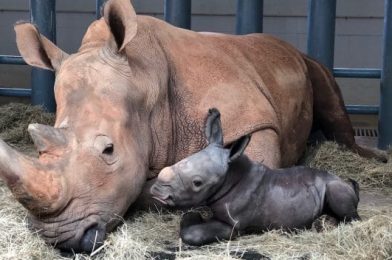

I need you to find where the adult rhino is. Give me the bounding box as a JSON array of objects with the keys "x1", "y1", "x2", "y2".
[{"x1": 0, "y1": 0, "x2": 384, "y2": 253}]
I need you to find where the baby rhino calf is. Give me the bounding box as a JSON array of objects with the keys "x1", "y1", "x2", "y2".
[{"x1": 151, "y1": 108, "x2": 360, "y2": 246}]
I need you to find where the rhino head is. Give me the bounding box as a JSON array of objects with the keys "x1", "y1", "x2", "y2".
[
  {"x1": 0, "y1": 0, "x2": 168, "y2": 252},
  {"x1": 151, "y1": 108, "x2": 250, "y2": 208}
]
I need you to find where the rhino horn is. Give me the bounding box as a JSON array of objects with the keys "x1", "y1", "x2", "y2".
[
  {"x1": 28, "y1": 124, "x2": 68, "y2": 153},
  {"x1": 0, "y1": 139, "x2": 64, "y2": 215}
]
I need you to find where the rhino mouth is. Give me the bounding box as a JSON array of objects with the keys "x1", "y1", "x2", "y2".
[
  {"x1": 152, "y1": 193, "x2": 175, "y2": 207},
  {"x1": 151, "y1": 195, "x2": 167, "y2": 205},
  {"x1": 152, "y1": 194, "x2": 174, "y2": 206},
  {"x1": 150, "y1": 185, "x2": 175, "y2": 206},
  {"x1": 28, "y1": 210, "x2": 121, "y2": 253}
]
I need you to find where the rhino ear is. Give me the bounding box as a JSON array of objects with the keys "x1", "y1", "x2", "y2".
[
  {"x1": 205, "y1": 108, "x2": 224, "y2": 146},
  {"x1": 103, "y1": 0, "x2": 138, "y2": 52},
  {"x1": 228, "y1": 135, "x2": 251, "y2": 162},
  {"x1": 14, "y1": 22, "x2": 68, "y2": 71}
]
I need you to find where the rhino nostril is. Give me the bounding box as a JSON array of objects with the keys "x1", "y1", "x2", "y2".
[
  {"x1": 151, "y1": 184, "x2": 163, "y2": 195},
  {"x1": 80, "y1": 225, "x2": 105, "y2": 253}
]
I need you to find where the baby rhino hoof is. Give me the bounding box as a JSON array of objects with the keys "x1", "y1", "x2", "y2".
[
  {"x1": 180, "y1": 212, "x2": 204, "y2": 229},
  {"x1": 180, "y1": 226, "x2": 206, "y2": 246}
]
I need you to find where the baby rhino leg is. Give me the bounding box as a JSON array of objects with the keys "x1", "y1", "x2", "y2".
[
  {"x1": 180, "y1": 211, "x2": 204, "y2": 229},
  {"x1": 325, "y1": 180, "x2": 360, "y2": 222},
  {"x1": 180, "y1": 213, "x2": 235, "y2": 246}
]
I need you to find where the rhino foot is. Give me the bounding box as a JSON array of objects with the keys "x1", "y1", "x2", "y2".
[{"x1": 353, "y1": 144, "x2": 388, "y2": 163}]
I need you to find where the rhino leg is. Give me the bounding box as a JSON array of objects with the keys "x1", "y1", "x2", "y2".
[
  {"x1": 324, "y1": 180, "x2": 361, "y2": 222},
  {"x1": 180, "y1": 217, "x2": 235, "y2": 246},
  {"x1": 304, "y1": 55, "x2": 387, "y2": 162},
  {"x1": 244, "y1": 129, "x2": 281, "y2": 168},
  {"x1": 180, "y1": 211, "x2": 204, "y2": 229}
]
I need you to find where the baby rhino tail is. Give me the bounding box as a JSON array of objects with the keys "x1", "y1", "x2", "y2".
[{"x1": 348, "y1": 178, "x2": 360, "y2": 201}]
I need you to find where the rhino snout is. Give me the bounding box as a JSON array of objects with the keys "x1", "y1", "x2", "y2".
[
  {"x1": 79, "y1": 225, "x2": 105, "y2": 253},
  {"x1": 150, "y1": 184, "x2": 174, "y2": 206},
  {"x1": 56, "y1": 223, "x2": 106, "y2": 253}
]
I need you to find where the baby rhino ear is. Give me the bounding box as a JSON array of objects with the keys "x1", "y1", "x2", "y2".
[
  {"x1": 228, "y1": 135, "x2": 251, "y2": 162},
  {"x1": 205, "y1": 108, "x2": 223, "y2": 146}
]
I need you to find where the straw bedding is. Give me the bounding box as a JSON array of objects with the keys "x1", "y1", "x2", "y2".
[{"x1": 0, "y1": 103, "x2": 390, "y2": 260}]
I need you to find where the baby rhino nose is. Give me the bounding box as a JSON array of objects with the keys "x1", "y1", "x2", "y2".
[{"x1": 80, "y1": 226, "x2": 105, "y2": 253}]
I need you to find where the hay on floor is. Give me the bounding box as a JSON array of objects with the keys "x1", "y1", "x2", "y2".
[
  {"x1": 303, "y1": 141, "x2": 392, "y2": 190},
  {"x1": 0, "y1": 103, "x2": 390, "y2": 260},
  {"x1": 0, "y1": 193, "x2": 390, "y2": 260},
  {"x1": 0, "y1": 103, "x2": 55, "y2": 147}
]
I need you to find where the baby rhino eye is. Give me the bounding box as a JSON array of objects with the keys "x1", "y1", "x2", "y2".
[{"x1": 192, "y1": 179, "x2": 203, "y2": 188}]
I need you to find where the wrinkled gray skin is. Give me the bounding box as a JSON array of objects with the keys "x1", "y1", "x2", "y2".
[{"x1": 151, "y1": 108, "x2": 361, "y2": 246}]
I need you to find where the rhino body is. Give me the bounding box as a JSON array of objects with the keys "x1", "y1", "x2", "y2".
[
  {"x1": 151, "y1": 109, "x2": 360, "y2": 246},
  {"x1": 0, "y1": 0, "x2": 381, "y2": 252}
]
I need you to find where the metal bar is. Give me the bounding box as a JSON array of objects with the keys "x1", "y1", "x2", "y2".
[
  {"x1": 346, "y1": 105, "x2": 379, "y2": 115},
  {"x1": 0, "y1": 55, "x2": 27, "y2": 65},
  {"x1": 164, "y1": 0, "x2": 191, "y2": 29},
  {"x1": 333, "y1": 68, "x2": 381, "y2": 79},
  {"x1": 0, "y1": 88, "x2": 31, "y2": 97},
  {"x1": 30, "y1": 0, "x2": 56, "y2": 112},
  {"x1": 96, "y1": 0, "x2": 105, "y2": 19},
  {"x1": 378, "y1": 0, "x2": 392, "y2": 149},
  {"x1": 307, "y1": 0, "x2": 337, "y2": 70},
  {"x1": 236, "y1": 0, "x2": 263, "y2": 34}
]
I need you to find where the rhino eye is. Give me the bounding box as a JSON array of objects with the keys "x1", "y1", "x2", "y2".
[
  {"x1": 102, "y1": 144, "x2": 114, "y2": 155},
  {"x1": 192, "y1": 179, "x2": 203, "y2": 188}
]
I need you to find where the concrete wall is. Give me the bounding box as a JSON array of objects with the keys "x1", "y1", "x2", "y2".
[{"x1": 0, "y1": 0, "x2": 385, "y2": 106}]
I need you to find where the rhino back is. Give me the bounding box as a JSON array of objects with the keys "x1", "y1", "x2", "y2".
[
  {"x1": 151, "y1": 24, "x2": 313, "y2": 165},
  {"x1": 210, "y1": 165, "x2": 328, "y2": 231}
]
